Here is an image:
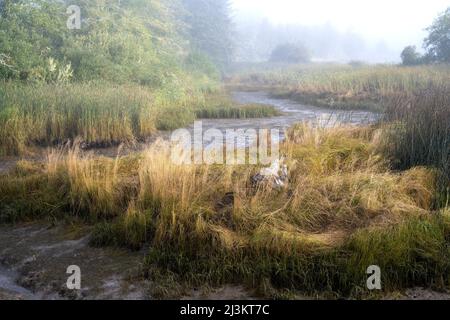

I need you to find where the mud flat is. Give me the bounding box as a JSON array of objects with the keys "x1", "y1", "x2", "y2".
[
  {"x1": 0, "y1": 223, "x2": 147, "y2": 300},
  {"x1": 0, "y1": 223, "x2": 258, "y2": 300}
]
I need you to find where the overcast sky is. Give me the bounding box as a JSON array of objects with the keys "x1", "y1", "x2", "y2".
[{"x1": 230, "y1": 0, "x2": 449, "y2": 51}]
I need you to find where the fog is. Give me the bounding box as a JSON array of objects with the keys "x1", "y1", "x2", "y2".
[{"x1": 231, "y1": 0, "x2": 450, "y2": 63}]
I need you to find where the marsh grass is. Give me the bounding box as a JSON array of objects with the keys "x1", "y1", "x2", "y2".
[
  {"x1": 195, "y1": 93, "x2": 280, "y2": 118},
  {"x1": 230, "y1": 63, "x2": 450, "y2": 207},
  {"x1": 1, "y1": 124, "x2": 447, "y2": 296},
  {"x1": 2, "y1": 63, "x2": 449, "y2": 297},
  {"x1": 0, "y1": 83, "x2": 164, "y2": 154},
  {"x1": 145, "y1": 212, "x2": 450, "y2": 297},
  {"x1": 138, "y1": 126, "x2": 447, "y2": 296},
  {"x1": 228, "y1": 64, "x2": 450, "y2": 112},
  {"x1": 195, "y1": 103, "x2": 280, "y2": 119},
  {"x1": 0, "y1": 82, "x2": 279, "y2": 155},
  {"x1": 382, "y1": 84, "x2": 450, "y2": 207}
]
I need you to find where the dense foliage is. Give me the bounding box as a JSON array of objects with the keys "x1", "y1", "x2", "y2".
[
  {"x1": 0, "y1": 0, "x2": 233, "y2": 83},
  {"x1": 400, "y1": 46, "x2": 422, "y2": 66},
  {"x1": 0, "y1": 0, "x2": 69, "y2": 81},
  {"x1": 402, "y1": 7, "x2": 450, "y2": 65}
]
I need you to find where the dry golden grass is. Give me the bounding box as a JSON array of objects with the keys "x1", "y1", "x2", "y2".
[
  {"x1": 25, "y1": 124, "x2": 436, "y2": 248},
  {"x1": 228, "y1": 64, "x2": 450, "y2": 112},
  {"x1": 45, "y1": 141, "x2": 124, "y2": 219}
]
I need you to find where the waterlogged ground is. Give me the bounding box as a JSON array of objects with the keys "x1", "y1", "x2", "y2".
[
  {"x1": 0, "y1": 223, "x2": 146, "y2": 300},
  {"x1": 185, "y1": 91, "x2": 378, "y2": 148},
  {"x1": 0, "y1": 92, "x2": 448, "y2": 300},
  {"x1": 0, "y1": 222, "x2": 258, "y2": 300},
  {"x1": 1, "y1": 222, "x2": 449, "y2": 300},
  {"x1": 230, "y1": 91, "x2": 378, "y2": 128}
]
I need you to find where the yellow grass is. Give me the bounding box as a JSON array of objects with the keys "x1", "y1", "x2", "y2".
[{"x1": 1, "y1": 124, "x2": 447, "y2": 296}]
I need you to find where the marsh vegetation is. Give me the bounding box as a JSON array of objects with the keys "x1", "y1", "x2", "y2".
[{"x1": 0, "y1": 0, "x2": 449, "y2": 299}]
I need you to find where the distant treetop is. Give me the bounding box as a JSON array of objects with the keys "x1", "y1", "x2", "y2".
[{"x1": 269, "y1": 43, "x2": 311, "y2": 64}]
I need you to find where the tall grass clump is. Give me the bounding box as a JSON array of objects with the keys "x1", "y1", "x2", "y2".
[
  {"x1": 344, "y1": 213, "x2": 450, "y2": 292},
  {"x1": 137, "y1": 142, "x2": 236, "y2": 249},
  {"x1": 0, "y1": 142, "x2": 135, "y2": 223},
  {"x1": 0, "y1": 160, "x2": 63, "y2": 223},
  {"x1": 194, "y1": 94, "x2": 280, "y2": 119},
  {"x1": 46, "y1": 143, "x2": 126, "y2": 220},
  {"x1": 0, "y1": 82, "x2": 203, "y2": 155},
  {"x1": 383, "y1": 85, "x2": 450, "y2": 207}
]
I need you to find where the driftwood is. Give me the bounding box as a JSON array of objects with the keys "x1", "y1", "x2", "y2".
[{"x1": 251, "y1": 158, "x2": 288, "y2": 189}]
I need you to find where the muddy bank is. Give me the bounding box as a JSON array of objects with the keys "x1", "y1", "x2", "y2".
[
  {"x1": 1, "y1": 221, "x2": 447, "y2": 301},
  {"x1": 0, "y1": 156, "x2": 21, "y2": 174},
  {"x1": 0, "y1": 223, "x2": 147, "y2": 300},
  {"x1": 0, "y1": 223, "x2": 258, "y2": 300},
  {"x1": 401, "y1": 288, "x2": 450, "y2": 300}
]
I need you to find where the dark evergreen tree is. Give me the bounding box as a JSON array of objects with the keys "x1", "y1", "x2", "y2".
[{"x1": 182, "y1": 0, "x2": 234, "y2": 68}]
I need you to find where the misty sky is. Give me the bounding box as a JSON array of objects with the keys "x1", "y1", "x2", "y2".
[{"x1": 231, "y1": 0, "x2": 449, "y2": 54}]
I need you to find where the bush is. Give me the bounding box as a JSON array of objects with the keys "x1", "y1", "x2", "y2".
[
  {"x1": 383, "y1": 85, "x2": 450, "y2": 206},
  {"x1": 401, "y1": 46, "x2": 422, "y2": 66},
  {"x1": 0, "y1": 82, "x2": 203, "y2": 154},
  {"x1": 270, "y1": 43, "x2": 311, "y2": 64}
]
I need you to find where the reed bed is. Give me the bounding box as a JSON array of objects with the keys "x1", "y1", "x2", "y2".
[
  {"x1": 195, "y1": 103, "x2": 280, "y2": 119},
  {"x1": 382, "y1": 84, "x2": 450, "y2": 206},
  {"x1": 0, "y1": 82, "x2": 188, "y2": 155},
  {"x1": 0, "y1": 82, "x2": 278, "y2": 155},
  {"x1": 229, "y1": 64, "x2": 450, "y2": 111}
]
